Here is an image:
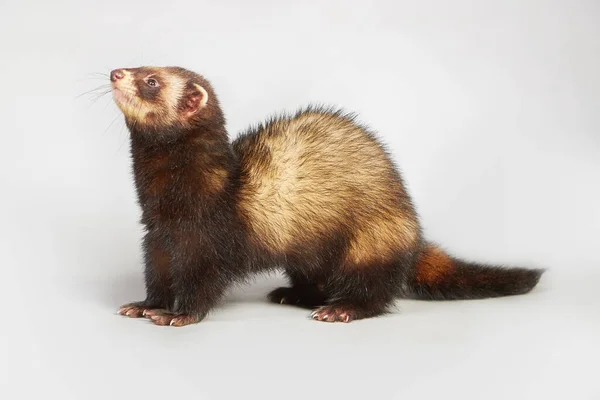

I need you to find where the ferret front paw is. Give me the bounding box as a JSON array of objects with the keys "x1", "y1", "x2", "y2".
[
  {"x1": 143, "y1": 309, "x2": 201, "y2": 327},
  {"x1": 118, "y1": 302, "x2": 154, "y2": 318},
  {"x1": 310, "y1": 305, "x2": 356, "y2": 323}
]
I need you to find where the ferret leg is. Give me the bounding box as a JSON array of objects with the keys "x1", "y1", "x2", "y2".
[
  {"x1": 309, "y1": 260, "x2": 404, "y2": 323},
  {"x1": 118, "y1": 232, "x2": 172, "y2": 318},
  {"x1": 146, "y1": 244, "x2": 229, "y2": 327}
]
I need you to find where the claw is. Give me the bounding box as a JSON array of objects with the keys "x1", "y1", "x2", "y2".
[{"x1": 311, "y1": 306, "x2": 357, "y2": 323}]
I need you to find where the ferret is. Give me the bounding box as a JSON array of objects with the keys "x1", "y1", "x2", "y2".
[{"x1": 111, "y1": 66, "x2": 543, "y2": 326}]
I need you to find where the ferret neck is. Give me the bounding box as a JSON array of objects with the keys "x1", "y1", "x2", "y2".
[{"x1": 129, "y1": 124, "x2": 237, "y2": 177}]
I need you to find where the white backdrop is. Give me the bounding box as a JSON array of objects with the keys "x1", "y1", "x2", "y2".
[{"x1": 1, "y1": 0, "x2": 599, "y2": 399}]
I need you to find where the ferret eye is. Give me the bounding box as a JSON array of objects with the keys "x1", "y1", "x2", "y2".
[{"x1": 146, "y1": 78, "x2": 158, "y2": 87}]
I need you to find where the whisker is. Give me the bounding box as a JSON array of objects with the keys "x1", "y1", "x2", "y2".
[
  {"x1": 76, "y1": 77, "x2": 110, "y2": 83},
  {"x1": 89, "y1": 72, "x2": 110, "y2": 78},
  {"x1": 103, "y1": 113, "x2": 122, "y2": 136},
  {"x1": 89, "y1": 88, "x2": 111, "y2": 100},
  {"x1": 89, "y1": 90, "x2": 112, "y2": 106},
  {"x1": 116, "y1": 126, "x2": 129, "y2": 153},
  {"x1": 76, "y1": 85, "x2": 111, "y2": 99},
  {"x1": 101, "y1": 95, "x2": 114, "y2": 112}
]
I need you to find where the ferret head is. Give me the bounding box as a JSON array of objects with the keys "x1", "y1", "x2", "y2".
[{"x1": 110, "y1": 66, "x2": 221, "y2": 134}]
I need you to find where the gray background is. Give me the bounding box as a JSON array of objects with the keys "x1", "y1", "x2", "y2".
[{"x1": 1, "y1": 0, "x2": 599, "y2": 399}]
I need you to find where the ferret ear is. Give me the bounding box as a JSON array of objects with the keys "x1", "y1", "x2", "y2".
[{"x1": 183, "y1": 83, "x2": 209, "y2": 118}]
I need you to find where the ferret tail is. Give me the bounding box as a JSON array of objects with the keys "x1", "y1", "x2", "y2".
[{"x1": 409, "y1": 243, "x2": 544, "y2": 300}]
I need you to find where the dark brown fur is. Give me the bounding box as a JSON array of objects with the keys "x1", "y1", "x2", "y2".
[{"x1": 111, "y1": 66, "x2": 544, "y2": 326}]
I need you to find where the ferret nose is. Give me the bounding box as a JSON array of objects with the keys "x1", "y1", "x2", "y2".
[{"x1": 110, "y1": 69, "x2": 125, "y2": 82}]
